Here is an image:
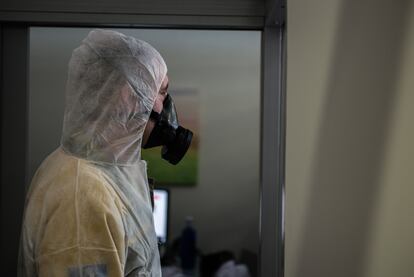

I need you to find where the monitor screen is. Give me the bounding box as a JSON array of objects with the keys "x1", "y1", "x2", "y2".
[{"x1": 153, "y1": 189, "x2": 169, "y2": 244}]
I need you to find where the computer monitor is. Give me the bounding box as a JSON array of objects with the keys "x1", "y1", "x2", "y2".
[{"x1": 152, "y1": 189, "x2": 169, "y2": 244}]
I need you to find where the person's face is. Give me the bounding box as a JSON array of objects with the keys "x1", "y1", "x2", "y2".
[
  {"x1": 142, "y1": 75, "x2": 169, "y2": 146},
  {"x1": 152, "y1": 75, "x2": 169, "y2": 113}
]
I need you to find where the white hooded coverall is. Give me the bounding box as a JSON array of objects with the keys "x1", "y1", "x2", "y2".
[{"x1": 19, "y1": 29, "x2": 167, "y2": 277}]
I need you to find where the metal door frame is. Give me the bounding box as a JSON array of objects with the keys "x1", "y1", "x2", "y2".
[{"x1": 0, "y1": 1, "x2": 286, "y2": 275}]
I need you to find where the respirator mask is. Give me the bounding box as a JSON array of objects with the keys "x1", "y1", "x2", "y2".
[{"x1": 143, "y1": 94, "x2": 193, "y2": 165}]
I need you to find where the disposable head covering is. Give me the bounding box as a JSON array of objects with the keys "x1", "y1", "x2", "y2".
[
  {"x1": 19, "y1": 29, "x2": 167, "y2": 277},
  {"x1": 61, "y1": 29, "x2": 167, "y2": 164}
]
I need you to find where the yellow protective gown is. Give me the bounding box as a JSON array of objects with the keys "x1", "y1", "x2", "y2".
[{"x1": 19, "y1": 29, "x2": 167, "y2": 277}]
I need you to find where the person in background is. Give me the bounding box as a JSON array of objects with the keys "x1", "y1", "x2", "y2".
[
  {"x1": 19, "y1": 29, "x2": 192, "y2": 277},
  {"x1": 214, "y1": 256, "x2": 250, "y2": 277},
  {"x1": 201, "y1": 251, "x2": 250, "y2": 277}
]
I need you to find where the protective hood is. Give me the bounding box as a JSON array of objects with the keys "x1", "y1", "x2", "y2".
[{"x1": 61, "y1": 29, "x2": 168, "y2": 164}]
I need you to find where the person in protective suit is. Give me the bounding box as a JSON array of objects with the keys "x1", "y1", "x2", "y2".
[{"x1": 18, "y1": 29, "x2": 192, "y2": 277}]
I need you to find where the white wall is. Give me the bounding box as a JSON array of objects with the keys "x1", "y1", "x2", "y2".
[
  {"x1": 29, "y1": 28, "x2": 261, "y2": 256},
  {"x1": 286, "y1": 0, "x2": 414, "y2": 276}
]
